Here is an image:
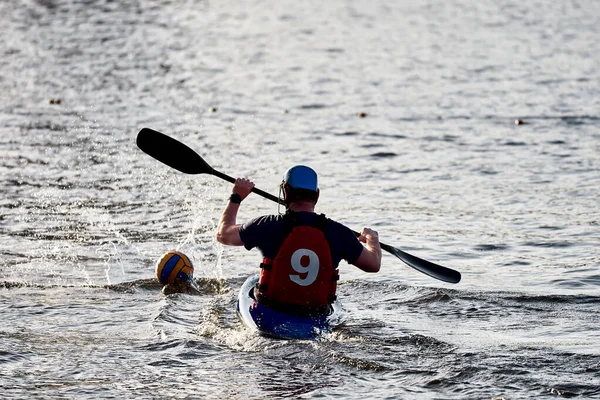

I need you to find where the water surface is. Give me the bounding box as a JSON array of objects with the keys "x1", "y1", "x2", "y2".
[{"x1": 1, "y1": 0, "x2": 599, "y2": 398}]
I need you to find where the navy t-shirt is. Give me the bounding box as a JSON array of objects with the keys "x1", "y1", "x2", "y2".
[{"x1": 239, "y1": 212, "x2": 364, "y2": 268}]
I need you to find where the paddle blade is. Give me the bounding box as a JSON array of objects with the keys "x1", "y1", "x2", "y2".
[
  {"x1": 381, "y1": 243, "x2": 461, "y2": 284},
  {"x1": 136, "y1": 128, "x2": 213, "y2": 175}
]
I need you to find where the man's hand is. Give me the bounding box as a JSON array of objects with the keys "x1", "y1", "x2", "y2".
[
  {"x1": 354, "y1": 227, "x2": 382, "y2": 273},
  {"x1": 232, "y1": 178, "x2": 255, "y2": 201},
  {"x1": 358, "y1": 227, "x2": 379, "y2": 245}
]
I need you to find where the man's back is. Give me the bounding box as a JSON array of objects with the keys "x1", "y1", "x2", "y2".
[{"x1": 239, "y1": 211, "x2": 364, "y2": 269}]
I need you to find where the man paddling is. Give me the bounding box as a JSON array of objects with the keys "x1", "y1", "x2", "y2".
[{"x1": 216, "y1": 165, "x2": 381, "y2": 316}]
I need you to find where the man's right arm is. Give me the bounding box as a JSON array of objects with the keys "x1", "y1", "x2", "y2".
[
  {"x1": 353, "y1": 227, "x2": 381, "y2": 273},
  {"x1": 215, "y1": 177, "x2": 254, "y2": 246}
]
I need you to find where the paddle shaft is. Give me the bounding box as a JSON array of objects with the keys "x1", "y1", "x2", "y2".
[
  {"x1": 213, "y1": 165, "x2": 438, "y2": 273},
  {"x1": 211, "y1": 169, "x2": 283, "y2": 205}
]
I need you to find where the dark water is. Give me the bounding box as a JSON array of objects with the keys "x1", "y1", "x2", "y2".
[{"x1": 1, "y1": 0, "x2": 599, "y2": 398}]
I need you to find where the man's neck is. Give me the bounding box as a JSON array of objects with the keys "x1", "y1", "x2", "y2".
[{"x1": 288, "y1": 201, "x2": 315, "y2": 213}]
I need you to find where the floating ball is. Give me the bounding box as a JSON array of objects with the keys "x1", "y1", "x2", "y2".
[{"x1": 156, "y1": 251, "x2": 194, "y2": 285}]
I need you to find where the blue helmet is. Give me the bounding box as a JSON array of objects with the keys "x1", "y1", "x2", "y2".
[{"x1": 282, "y1": 165, "x2": 318, "y2": 192}]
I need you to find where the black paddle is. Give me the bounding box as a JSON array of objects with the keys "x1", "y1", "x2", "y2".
[{"x1": 136, "y1": 128, "x2": 462, "y2": 284}]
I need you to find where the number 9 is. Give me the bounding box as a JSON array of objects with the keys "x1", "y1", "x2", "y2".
[{"x1": 289, "y1": 249, "x2": 319, "y2": 286}]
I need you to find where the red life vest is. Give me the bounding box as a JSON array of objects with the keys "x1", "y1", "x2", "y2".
[{"x1": 256, "y1": 213, "x2": 339, "y2": 309}]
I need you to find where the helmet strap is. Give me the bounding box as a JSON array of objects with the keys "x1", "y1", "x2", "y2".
[
  {"x1": 278, "y1": 183, "x2": 285, "y2": 215},
  {"x1": 278, "y1": 183, "x2": 293, "y2": 214}
]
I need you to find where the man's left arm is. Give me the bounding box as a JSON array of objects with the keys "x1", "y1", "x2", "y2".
[{"x1": 353, "y1": 227, "x2": 381, "y2": 273}]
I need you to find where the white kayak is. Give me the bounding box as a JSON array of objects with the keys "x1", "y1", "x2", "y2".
[{"x1": 236, "y1": 275, "x2": 343, "y2": 340}]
